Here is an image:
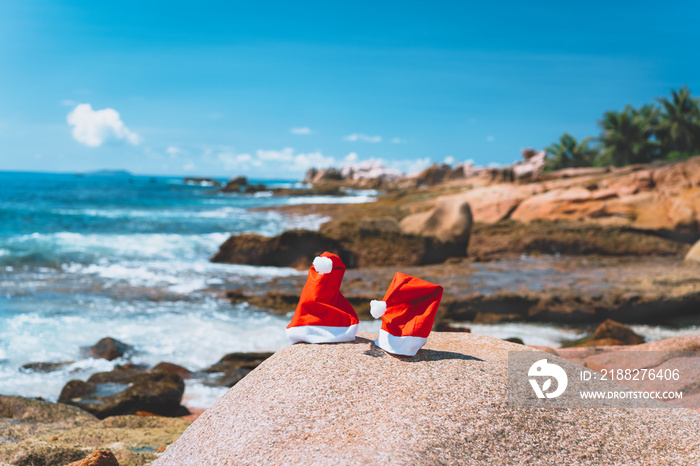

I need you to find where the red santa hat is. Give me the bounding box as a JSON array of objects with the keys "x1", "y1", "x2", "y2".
[
  {"x1": 286, "y1": 252, "x2": 359, "y2": 344},
  {"x1": 369, "y1": 272, "x2": 443, "y2": 356}
]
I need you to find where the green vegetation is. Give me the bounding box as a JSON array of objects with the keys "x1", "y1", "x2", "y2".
[{"x1": 546, "y1": 86, "x2": 700, "y2": 170}]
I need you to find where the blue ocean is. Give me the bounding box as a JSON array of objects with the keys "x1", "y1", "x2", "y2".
[{"x1": 0, "y1": 171, "x2": 379, "y2": 408}]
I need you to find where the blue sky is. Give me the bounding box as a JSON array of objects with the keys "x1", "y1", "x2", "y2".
[{"x1": 1, "y1": 1, "x2": 698, "y2": 179}]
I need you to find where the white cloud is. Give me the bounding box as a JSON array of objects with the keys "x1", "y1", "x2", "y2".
[
  {"x1": 218, "y1": 151, "x2": 254, "y2": 170},
  {"x1": 486, "y1": 135, "x2": 495, "y2": 142},
  {"x1": 293, "y1": 151, "x2": 335, "y2": 170},
  {"x1": 344, "y1": 152, "x2": 358, "y2": 163},
  {"x1": 444, "y1": 155, "x2": 455, "y2": 165},
  {"x1": 219, "y1": 147, "x2": 337, "y2": 175},
  {"x1": 61, "y1": 99, "x2": 77, "y2": 107},
  {"x1": 343, "y1": 133, "x2": 382, "y2": 143},
  {"x1": 182, "y1": 161, "x2": 197, "y2": 171},
  {"x1": 166, "y1": 146, "x2": 182, "y2": 158},
  {"x1": 390, "y1": 137, "x2": 405, "y2": 144},
  {"x1": 403, "y1": 157, "x2": 432, "y2": 175},
  {"x1": 488, "y1": 161, "x2": 502, "y2": 168},
  {"x1": 384, "y1": 157, "x2": 431, "y2": 175},
  {"x1": 67, "y1": 104, "x2": 140, "y2": 147},
  {"x1": 290, "y1": 127, "x2": 313, "y2": 135},
  {"x1": 257, "y1": 147, "x2": 295, "y2": 162}
]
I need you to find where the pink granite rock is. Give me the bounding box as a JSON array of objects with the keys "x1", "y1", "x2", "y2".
[{"x1": 155, "y1": 333, "x2": 700, "y2": 465}]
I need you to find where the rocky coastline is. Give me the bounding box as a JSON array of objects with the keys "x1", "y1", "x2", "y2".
[
  {"x1": 3, "y1": 155, "x2": 699, "y2": 465},
  {"x1": 214, "y1": 154, "x2": 700, "y2": 326}
]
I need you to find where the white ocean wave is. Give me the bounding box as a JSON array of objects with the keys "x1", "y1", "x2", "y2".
[
  {"x1": 0, "y1": 302, "x2": 293, "y2": 402},
  {"x1": 62, "y1": 259, "x2": 302, "y2": 292},
  {"x1": 52, "y1": 206, "x2": 249, "y2": 219},
  {"x1": 9, "y1": 232, "x2": 230, "y2": 261}
]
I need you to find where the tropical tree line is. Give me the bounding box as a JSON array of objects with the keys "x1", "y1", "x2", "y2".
[{"x1": 546, "y1": 86, "x2": 700, "y2": 170}]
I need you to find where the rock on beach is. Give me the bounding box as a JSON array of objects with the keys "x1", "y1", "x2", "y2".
[
  {"x1": 686, "y1": 238, "x2": 700, "y2": 264},
  {"x1": 155, "y1": 332, "x2": 700, "y2": 465}
]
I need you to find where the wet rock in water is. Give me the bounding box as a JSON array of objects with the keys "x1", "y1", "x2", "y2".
[
  {"x1": 89, "y1": 337, "x2": 133, "y2": 361},
  {"x1": 20, "y1": 360, "x2": 74, "y2": 373},
  {"x1": 685, "y1": 239, "x2": 700, "y2": 264},
  {"x1": 152, "y1": 362, "x2": 193, "y2": 379},
  {"x1": 228, "y1": 290, "x2": 298, "y2": 314},
  {"x1": 212, "y1": 223, "x2": 463, "y2": 269},
  {"x1": 504, "y1": 337, "x2": 524, "y2": 345},
  {"x1": 243, "y1": 183, "x2": 267, "y2": 194},
  {"x1": 271, "y1": 184, "x2": 345, "y2": 197},
  {"x1": 66, "y1": 449, "x2": 120, "y2": 466},
  {"x1": 203, "y1": 352, "x2": 273, "y2": 387},
  {"x1": 58, "y1": 365, "x2": 187, "y2": 419},
  {"x1": 210, "y1": 230, "x2": 349, "y2": 269},
  {"x1": 154, "y1": 332, "x2": 700, "y2": 465},
  {"x1": 566, "y1": 319, "x2": 645, "y2": 348},
  {"x1": 220, "y1": 175, "x2": 249, "y2": 193},
  {"x1": 183, "y1": 177, "x2": 222, "y2": 187}
]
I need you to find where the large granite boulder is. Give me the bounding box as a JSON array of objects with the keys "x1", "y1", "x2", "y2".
[
  {"x1": 212, "y1": 222, "x2": 465, "y2": 269},
  {"x1": 458, "y1": 184, "x2": 540, "y2": 223},
  {"x1": 400, "y1": 194, "x2": 473, "y2": 247},
  {"x1": 202, "y1": 352, "x2": 274, "y2": 387},
  {"x1": 210, "y1": 230, "x2": 349, "y2": 269},
  {"x1": 685, "y1": 239, "x2": 700, "y2": 264},
  {"x1": 155, "y1": 333, "x2": 700, "y2": 465},
  {"x1": 508, "y1": 156, "x2": 700, "y2": 235}
]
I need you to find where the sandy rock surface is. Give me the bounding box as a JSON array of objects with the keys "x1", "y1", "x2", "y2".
[
  {"x1": 0, "y1": 395, "x2": 190, "y2": 465},
  {"x1": 155, "y1": 332, "x2": 700, "y2": 465}
]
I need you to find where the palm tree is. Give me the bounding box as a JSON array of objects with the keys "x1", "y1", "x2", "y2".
[
  {"x1": 655, "y1": 85, "x2": 700, "y2": 159},
  {"x1": 545, "y1": 133, "x2": 599, "y2": 170},
  {"x1": 596, "y1": 105, "x2": 659, "y2": 166}
]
